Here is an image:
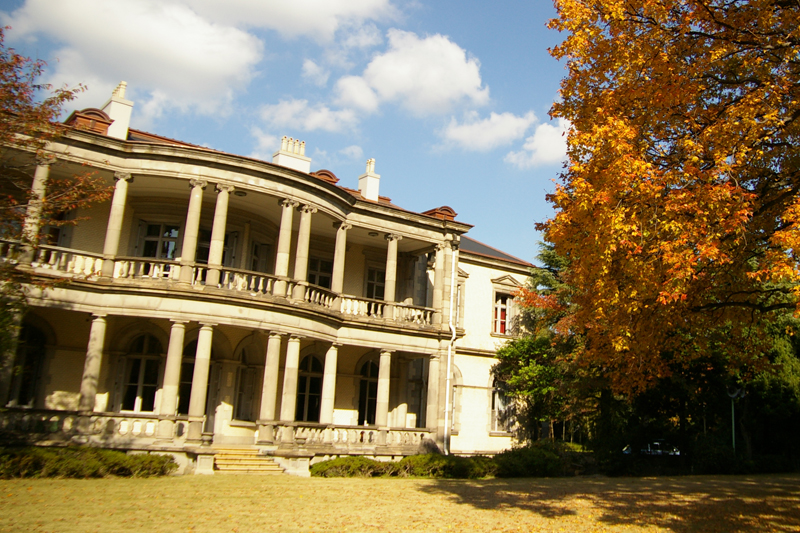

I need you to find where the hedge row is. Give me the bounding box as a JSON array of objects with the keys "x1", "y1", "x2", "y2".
[
  {"x1": 0, "y1": 447, "x2": 178, "y2": 479},
  {"x1": 311, "y1": 443, "x2": 595, "y2": 478}
]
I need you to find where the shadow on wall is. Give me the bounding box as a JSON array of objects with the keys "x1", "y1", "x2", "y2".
[{"x1": 416, "y1": 475, "x2": 800, "y2": 532}]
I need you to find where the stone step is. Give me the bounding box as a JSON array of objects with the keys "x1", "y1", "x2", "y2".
[{"x1": 213, "y1": 451, "x2": 284, "y2": 475}]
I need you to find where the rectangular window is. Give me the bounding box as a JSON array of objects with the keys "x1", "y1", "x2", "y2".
[
  {"x1": 493, "y1": 293, "x2": 512, "y2": 335},
  {"x1": 366, "y1": 267, "x2": 386, "y2": 300},
  {"x1": 308, "y1": 257, "x2": 333, "y2": 289},
  {"x1": 142, "y1": 223, "x2": 180, "y2": 259}
]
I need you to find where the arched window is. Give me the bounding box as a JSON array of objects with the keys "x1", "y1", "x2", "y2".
[
  {"x1": 358, "y1": 360, "x2": 379, "y2": 426},
  {"x1": 121, "y1": 334, "x2": 162, "y2": 412},
  {"x1": 295, "y1": 355, "x2": 323, "y2": 422},
  {"x1": 9, "y1": 324, "x2": 46, "y2": 408}
]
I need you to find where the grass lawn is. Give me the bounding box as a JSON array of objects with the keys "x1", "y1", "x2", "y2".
[{"x1": 1, "y1": 473, "x2": 799, "y2": 532}]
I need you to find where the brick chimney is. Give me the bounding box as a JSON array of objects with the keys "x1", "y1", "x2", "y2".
[{"x1": 101, "y1": 81, "x2": 134, "y2": 140}]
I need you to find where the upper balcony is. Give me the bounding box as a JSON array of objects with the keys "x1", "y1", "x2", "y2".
[{"x1": 3, "y1": 125, "x2": 472, "y2": 336}]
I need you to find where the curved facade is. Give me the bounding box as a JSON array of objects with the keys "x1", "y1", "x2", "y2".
[{"x1": 0, "y1": 86, "x2": 531, "y2": 474}]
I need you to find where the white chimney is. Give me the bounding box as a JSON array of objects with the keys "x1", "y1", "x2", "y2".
[
  {"x1": 358, "y1": 158, "x2": 380, "y2": 201},
  {"x1": 272, "y1": 136, "x2": 312, "y2": 173},
  {"x1": 101, "y1": 81, "x2": 134, "y2": 140}
]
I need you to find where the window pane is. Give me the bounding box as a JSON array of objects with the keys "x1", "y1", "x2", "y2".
[
  {"x1": 143, "y1": 359, "x2": 159, "y2": 385},
  {"x1": 122, "y1": 384, "x2": 138, "y2": 411},
  {"x1": 164, "y1": 225, "x2": 180, "y2": 238},
  {"x1": 146, "y1": 224, "x2": 161, "y2": 237},
  {"x1": 141, "y1": 385, "x2": 157, "y2": 412},
  {"x1": 162, "y1": 241, "x2": 177, "y2": 259}
]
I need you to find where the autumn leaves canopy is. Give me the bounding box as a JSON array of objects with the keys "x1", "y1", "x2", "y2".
[{"x1": 534, "y1": 0, "x2": 800, "y2": 393}]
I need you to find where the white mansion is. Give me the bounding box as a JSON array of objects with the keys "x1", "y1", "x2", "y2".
[{"x1": 0, "y1": 83, "x2": 532, "y2": 475}]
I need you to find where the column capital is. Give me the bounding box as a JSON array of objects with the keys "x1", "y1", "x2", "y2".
[
  {"x1": 329, "y1": 342, "x2": 343, "y2": 348},
  {"x1": 299, "y1": 204, "x2": 318, "y2": 215},
  {"x1": 35, "y1": 152, "x2": 56, "y2": 167},
  {"x1": 189, "y1": 178, "x2": 208, "y2": 189},
  {"x1": 170, "y1": 319, "x2": 189, "y2": 325},
  {"x1": 385, "y1": 233, "x2": 403, "y2": 242},
  {"x1": 215, "y1": 183, "x2": 235, "y2": 194},
  {"x1": 199, "y1": 322, "x2": 217, "y2": 329},
  {"x1": 91, "y1": 313, "x2": 108, "y2": 320},
  {"x1": 113, "y1": 171, "x2": 133, "y2": 182},
  {"x1": 288, "y1": 334, "x2": 304, "y2": 341},
  {"x1": 429, "y1": 353, "x2": 441, "y2": 361},
  {"x1": 280, "y1": 198, "x2": 300, "y2": 209},
  {"x1": 334, "y1": 221, "x2": 353, "y2": 231},
  {"x1": 380, "y1": 349, "x2": 395, "y2": 356},
  {"x1": 268, "y1": 331, "x2": 286, "y2": 340}
]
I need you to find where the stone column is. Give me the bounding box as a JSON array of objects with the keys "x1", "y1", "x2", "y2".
[
  {"x1": 178, "y1": 179, "x2": 207, "y2": 283},
  {"x1": 205, "y1": 183, "x2": 234, "y2": 287},
  {"x1": 157, "y1": 320, "x2": 187, "y2": 440},
  {"x1": 319, "y1": 343, "x2": 340, "y2": 425},
  {"x1": 383, "y1": 234, "x2": 402, "y2": 318},
  {"x1": 256, "y1": 332, "x2": 283, "y2": 443},
  {"x1": 291, "y1": 204, "x2": 317, "y2": 300},
  {"x1": 375, "y1": 350, "x2": 393, "y2": 427},
  {"x1": 273, "y1": 199, "x2": 299, "y2": 296},
  {"x1": 395, "y1": 357, "x2": 409, "y2": 429},
  {"x1": 186, "y1": 323, "x2": 214, "y2": 442},
  {"x1": 279, "y1": 335, "x2": 302, "y2": 422},
  {"x1": 101, "y1": 171, "x2": 133, "y2": 276},
  {"x1": 426, "y1": 354, "x2": 441, "y2": 434},
  {"x1": 21, "y1": 153, "x2": 55, "y2": 262},
  {"x1": 78, "y1": 314, "x2": 107, "y2": 412},
  {"x1": 432, "y1": 243, "x2": 445, "y2": 324},
  {"x1": 330, "y1": 222, "x2": 351, "y2": 296}
]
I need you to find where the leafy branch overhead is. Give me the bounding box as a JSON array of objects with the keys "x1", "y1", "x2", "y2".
[{"x1": 545, "y1": 0, "x2": 800, "y2": 393}]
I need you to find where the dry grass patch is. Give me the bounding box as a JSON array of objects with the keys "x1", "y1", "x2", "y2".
[{"x1": 0, "y1": 473, "x2": 798, "y2": 532}]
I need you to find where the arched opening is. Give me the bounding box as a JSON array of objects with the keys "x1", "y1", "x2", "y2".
[
  {"x1": 295, "y1": 355, "x2": 323, "y2": 422},
  {"x1": 121, "y1": 333, "x2": 163, "y2": 412},
  {"x1": 358, "y1": 360, "x2": 379, "y2": 426}
]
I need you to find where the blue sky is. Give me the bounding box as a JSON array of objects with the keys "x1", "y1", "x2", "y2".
[{"x1": 1, "y1": 0, "x2": 567, "y2": 263}]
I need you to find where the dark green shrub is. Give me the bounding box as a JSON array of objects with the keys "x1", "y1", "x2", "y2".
[
  {"x1": 494, "y1": 446, "x2": 562, "y2": 477},
  {"x1": 0, "y1": 447, "x2": 177, "y2": 479},
  {"x1": 393, "y1": 453, "x2": 469, "y2": 478},
  {"x1": 310, "y1": 456, "x2": 391, "y2": 477}
]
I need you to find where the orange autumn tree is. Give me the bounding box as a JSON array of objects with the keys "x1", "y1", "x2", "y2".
[{"x1": 545, "y1": 0, "x2": 800, "y2": 394}]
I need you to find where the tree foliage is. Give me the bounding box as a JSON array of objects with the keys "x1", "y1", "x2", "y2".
[{"x1": 546, "y1": 0, "x2": 800, "y2": 393}]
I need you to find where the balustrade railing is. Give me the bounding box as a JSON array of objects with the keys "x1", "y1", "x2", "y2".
[
  {"x1": 33, "y1": 245, "x2": 104, "y2": 278},
  {"x1": 340, "y1": 295, "x2": 385, "y2": 319},
  {"x1": 301, "y1": 283, "x2": 337, "y2": 310},
  {"x1": 393, "y1": 303, "x2": 435, "y2": 326},
  {"x1": 216, "y1": 267, "x2": 279, "y2": 296},
  {"x1": 272, "y1": 422, "x2": 430, "y2": 450},
  {"x1": 115, "y1": 256, "x2": 179, "y2": 280},
  {"x1": 4, "y1": 240, "x2": 438, "y2": 329},
  {"x1": 0, "y1": 408, "x2": 170, "y2": 442}
]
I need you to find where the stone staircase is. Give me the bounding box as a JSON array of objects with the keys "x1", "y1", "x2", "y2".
[{"x1": 213, "y1": 448, "x2": 285, "y2": 475}]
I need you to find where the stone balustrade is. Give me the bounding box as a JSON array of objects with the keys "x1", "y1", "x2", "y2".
[
  {"x1": 0, "y1": 408, "x2": 189, "y2": 445},
  {"x1": 115, "y1": 256, "x2": 180, "y2": 280},
  {"x1": 340, "y1": 295, "x2": 385, "y2": 318},
  {"x1": 272, "y1": 422, "x2": 430, "y2": 451},
  {"x1": 3, "y1": 241, "x2": 439, "y2": 331},
  {"x1": 30, "y1": 245, "x2": 104, "y2": 278}
]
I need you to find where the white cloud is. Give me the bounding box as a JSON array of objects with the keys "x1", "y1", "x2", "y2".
[
  {"x1": 187, "y1": 0, "x2": 398, "y2": 42},
  {"x1": 3, "y1": 0, "x2": 263, "y2": 122},
  {"x1": 334, "y1": 76, "x2": 380, "y2": 112},
  {"x1": 442, "y1": 111, "x2": 537, "y2": 151},
  {"x1": 505, "y1": 118, "x2": 571, "y2": 169},
  {"x1": 302, "y1": 59, "x2": 330, "y2": 87},
  {"x1": 260, "y1": 99, "x2": 358, "y2": 133},
  {"x1": 248, "y1": 127, "x2": 280, "y2": 161},
  {"x1": 339, "y1": 23, "x2": 383, "y2": 50},
  {"x1": 334, "y1": 29, "x2": 489, "y2": 116},
  {"x1": 340, "y1": 145, "x2": 364, "y2": 160}
]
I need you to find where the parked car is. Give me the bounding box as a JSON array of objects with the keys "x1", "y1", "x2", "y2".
[{"x1": 623, "y1": 440, "x2": 680, "y2": 456}]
